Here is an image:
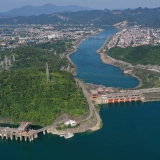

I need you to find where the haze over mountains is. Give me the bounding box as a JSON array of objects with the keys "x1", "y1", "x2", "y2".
[
  {"x1": 1, "y1": 7, "x2": 160, "y2": 27},
  {"x1": 0, "y1": 3, "x2": 93, "y2": 17}
]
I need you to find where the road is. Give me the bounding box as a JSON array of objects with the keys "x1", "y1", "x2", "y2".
[
  {"x1": 149, "y1": 29, "x2": 154, "y2": 45},
  {"x1": 36, "y1": 78, "x2": 102, "y2": 134},
  {"x1": 75, "y1": 78, "x2": 101, "y2": 130},
  {"x1": 137, "y1": 88, "x2": 160, "y2": 93}
]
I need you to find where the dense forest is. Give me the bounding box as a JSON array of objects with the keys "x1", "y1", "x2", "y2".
[
  {"x1": 0, "y1": 69, "x2": 88, "y2": 126},
  {"x1": 0, "y1": 39, "x2": 89, "y2": 126},
  {"x1": 34, "y1": 40, "x2": 73, "y2": 52},
  {"x1": 0, "y1": 40, "x2": 74, "y2": 71},
  {"x1": 1, "y1": 7, "x2": 160, "y2": 27},
  {"x1": 107, "y1": 45, "x2": 160, "y2": 65}
]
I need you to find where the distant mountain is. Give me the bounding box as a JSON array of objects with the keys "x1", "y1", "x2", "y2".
[
  {"x1": 0, "y1": 3, "x2": 93, "y2": 17},
  {"x1": 1, "y1": 7, "x2": 160, "y2": 28}
]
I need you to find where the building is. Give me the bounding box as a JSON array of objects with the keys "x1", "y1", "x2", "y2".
[
  {"x1": 90, "y1": 90, "x2": 98, "y2": 99},
  {"x1": 18, "y1": 122, "x2": 30, "y2": 132},
  {"x1": 48, "y1": 34, "x2": 56, "y2": 39},
  {"x1": 64, "y1": 120, "x2": 77, "y2": 127},
  {"x1": 91, "y1": 89, "x2": 145, "y2": 104}
]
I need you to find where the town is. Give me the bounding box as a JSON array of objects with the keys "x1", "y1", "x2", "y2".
[
  {"x1": 107, "y1": 26, "x2": 160, "y2": 50},
  {"x1": 0, "y1": 24, "x2": 100, "y2": 51}
]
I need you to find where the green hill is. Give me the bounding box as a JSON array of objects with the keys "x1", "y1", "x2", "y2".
[
  {"x1": 0, "y1": 45, "x2": 69, "y2": 71},
  {"x1": 107, "y1": 45, "x2": 160, "y2": 66},
  {"x1": 0, "y1": 69, "x2": 88, "y2": 126}
]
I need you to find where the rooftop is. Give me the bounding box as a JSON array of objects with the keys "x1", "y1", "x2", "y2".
[{"x1": 18, "y1": 122, "x2": 30, "y2": 131}]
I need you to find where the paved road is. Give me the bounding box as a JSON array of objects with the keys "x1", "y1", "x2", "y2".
[
  {"x1": 36, "y1": 78, "x2": 102, "y2": 134},
  {"x1": 75, "y1": 78, "x2": 101, "y2": 130},
  {"x1": 149, "y1": 29, "x2": 154, "y2": 45},
  {"x1": 133, "y1": 88, "x2": 160, "y2": 93}
]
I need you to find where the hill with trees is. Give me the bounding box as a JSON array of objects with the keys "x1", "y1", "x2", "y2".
[
  {"x1": 0, "y1": 39, "x2": 89, "y2": 126},
  {"x1": 0, "y1": 69, "x2": 88, "y2": 126},
  {"x1": 107, "y1": 45, "x2": 160, "y2": 65},
  {"x1": 0, "y1": 40, "x2": 74, "y2": 71}
]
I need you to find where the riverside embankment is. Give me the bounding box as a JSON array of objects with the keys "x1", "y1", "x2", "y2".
[
  {"x1": 99, "y1": 52, "x2": 143, "y2": 89},
  {"x1": 65, "y1": 30, "x2": 103, "y2": 76}
]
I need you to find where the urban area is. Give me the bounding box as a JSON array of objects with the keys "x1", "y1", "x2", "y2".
[
  {"x1": 0, "y1": 24, "x2": 98, "y2": 51},
  {"x1": 107, "y1": 26, "x2": 160, "y2": 50}
]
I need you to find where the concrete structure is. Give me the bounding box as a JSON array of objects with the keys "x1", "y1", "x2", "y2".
[
  {"x1": 124, "y1": 70, "x2": 132, "y2": 74},
  {"x1": 91, "y1": 90, "x2": 145, "y2": 104},
  {"x1": 64, "y1": 120, "x2": 77, "y2": 127},
  {"x1": 18, "y1": 122, "x2": 30, "y2": 131}
]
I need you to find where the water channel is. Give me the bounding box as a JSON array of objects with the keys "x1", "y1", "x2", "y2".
[{"x1": 0, "y1": 27, "x2": 160, "y2": 160}]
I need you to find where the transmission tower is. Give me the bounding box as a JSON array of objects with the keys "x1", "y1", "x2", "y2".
[
  {"x1": 5, "y1": 56, "x2": 8, "y2": 68},
  {"x1": 1, "y1": 61, "x2": 4, "y2": 68},
  {"x1": 13, "y1": 55, "x2": 15, "y2": 61},
  {"x1": 9, "y1": 59, "x2": 11, "y2": 66},
  {"x1": 46, "y1": 63, "x2": 50, "y2": 83}
]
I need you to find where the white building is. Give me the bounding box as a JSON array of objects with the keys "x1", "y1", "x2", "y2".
[
  {"x1": 48, "y1": 34, "x2": 56, "y2": 39},
  {"x1": 64, "y1": 120, "x2": 77, "y2": 127}
]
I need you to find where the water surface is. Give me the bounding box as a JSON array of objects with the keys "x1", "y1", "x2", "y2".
[{"x1": 70, "y1": 27, "x2": 139, "y2": 88}]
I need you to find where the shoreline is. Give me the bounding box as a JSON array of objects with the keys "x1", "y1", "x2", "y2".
[
  {"x1": 65, "y1": 38, "x2": 85, "y2": 76},
  {"x1": 99, "y1": 52, "x2": 143, "y2": 89},
  {"x1": 64, "y1": 31, "x2": 103, "y2": 133},
  {"x1": 96, "y1": 31, "x2": 143, "y2": 89},
  {"x1": 66, "y1": 30, "x2": 103, "y2": 76}
]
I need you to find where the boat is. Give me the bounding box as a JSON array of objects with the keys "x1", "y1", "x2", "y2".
[
  {"x1": 60, "y1": 134, "x2": 65, "y2": 137},
  {"x1": 59, "y1": 133, "x2": 74, "y2": 139},
  {"x1": 64, "y1": 133, "x2": 74, "y2": 139}
]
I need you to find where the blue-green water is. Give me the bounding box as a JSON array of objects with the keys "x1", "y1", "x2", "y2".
[
  {"x1": 1, "y1": 28, "x2": 160, "y2": 160},
  {"x1": 70, "y1": 27, "x2": 139, "y2": 88}
]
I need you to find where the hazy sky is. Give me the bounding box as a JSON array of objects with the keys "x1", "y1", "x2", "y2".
[{"x1": 1, "y1": 0, "x2": 160, "y2": 12}]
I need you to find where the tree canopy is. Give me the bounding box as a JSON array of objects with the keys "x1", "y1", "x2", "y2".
[
  {"x1": 0, "y1": 69, "x2": 88, "y2": 126},
  {"x1": 107, "y1": 45, "x2": 160, "y2": 65}
]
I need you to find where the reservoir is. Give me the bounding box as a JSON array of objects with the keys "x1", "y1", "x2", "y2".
[{"x1": 1, "y1": 28, "x2": 160, "y2": 160}]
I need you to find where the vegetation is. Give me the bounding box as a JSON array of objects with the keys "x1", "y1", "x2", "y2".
[
  {"x1": 0, "y1": 69, "x2": 88, "y2": 126},
  {"x1": 34, "y1": 40, "x2": 73, "y2": 53},
  {"x1": 0, "y1": 45, "x2": 69, "y2": 71},
  {"x1": 1, "y1": 7, "x2": 160, "y2": 27},
  {"x1": 108, "y1": 45, "x2": 160, "y2": 65},
  {"x1": 56, "y1": 123, "x2": 80, "y2": 130},
  {"x1": 133, "y1": 68, "x2": 160, "y2": 88}
]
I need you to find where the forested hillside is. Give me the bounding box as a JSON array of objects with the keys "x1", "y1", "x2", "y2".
[
  {"x1": 107, "y1": 45, "x2": 160, "y2": 65},
  {"x1": 0, "y1": 69, "x2": 88, "y2": 126},
  {"x1": 0, "y1": 40, "x2": 73, "y2": 71}
]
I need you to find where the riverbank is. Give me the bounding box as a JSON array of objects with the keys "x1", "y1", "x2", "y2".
[
  {"x1": 99, "y1": 52, "x2": 143, "y2": 89},
  {"x1": 65, "y1": 38, "x2": 85, "y2": 76},
  {"x1": 66, "y1": 30, "x2": 104, "y2": 76},
  {"x1": 97, "y1": 27, "x2": 160, "y2": 90}
]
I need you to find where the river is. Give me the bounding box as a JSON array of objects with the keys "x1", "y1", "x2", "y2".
[{"x1": 1, "y1": 27, "x2": 160, "y2": 160}]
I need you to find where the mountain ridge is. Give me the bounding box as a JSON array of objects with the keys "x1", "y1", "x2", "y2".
[
  {"x1": 0, "y1": 3, "x2": 93, "y2": 17},
  {"x1": 0, "y1": 7, "x2": 160, "y2": 27}
]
